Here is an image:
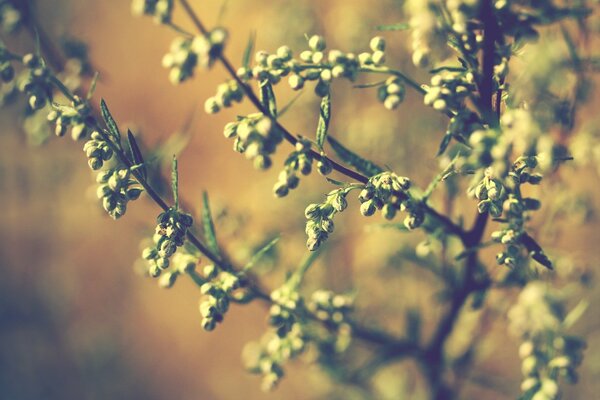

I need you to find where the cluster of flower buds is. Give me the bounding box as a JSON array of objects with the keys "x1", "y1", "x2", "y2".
[
  {"x1": 269, "y1": 284, "x2": 302, "y2": 337},
  {"x1": 358, "y1": 36, "x2": 387, "y2": 67},
  {"x1": 161, "y1": 28, "x2": 227, "y2": 84},
  {"x1": 83, "y1": 131, "x2": 113, "y2": 170},
  {"x1": 96, "y1": 167, "x2": 143, "y2": 219},
  {"x1": 199, "y1": 265, "x2": 245, "y2": 331},
  {"x1": 244, "y1": 322, "x2": 305, "y2": 392},
  {"x1": 162, "y1": 37, "x2": 198, "y2": 84},
  {"x1": 359, "y1": 172, "x2": 424, "y2": 229},
  {"x1": 307, "y1": 290, "x2": 353, "y2": 324},
  {"x1": 490, "y1": 156, "x2": 550, "y2": 268},
  {"x1": 445, "y1": 0, "x2": 478, "y2": 35},
  {"x1": 304, "y1": 187, "x2": 350, "y2": 251},
  {"x1": 203, "y1": 79, "x2": 244, "y2": 114},
  {"x1": 242, "y1": 282, "x2": 306, "y2": 391},
  {"x1": 509, "y1": 282, "x2": 586, "y2": 399},
  {"x1": 223, "y1": 112, "x2": 283, "y2": 170},
  {"x1": 131, "y1": 0, "x2": 173, "y2": 24},
  {"x1": 377, "y1": 77, "x2": 406, "y2": 110},
  {"x1": 424, "y1": 71, "x2": 475, "y2": 113},
  {"x1": 237, "y1": 34, "x2": 393, "y2": 98},
  {"x1": 273, "y1": 138, "x2": 318, "y2": 198},
  {"x1": 47, "y1": 97, "x2": 93, "y2": 140},
  {"x1": 16, "y1": 54, "x2": 52, "y2": 111},
  {"x1": 473, "y1": 168, "x2": 506, "y2": 217},
  {"x1": 405, "y1": 0, "x2": 447, "y2": 68},
  {"x1": 0, "y1": 0, "x2": 20, "y2": 33},
  {"x1": 155, "y1": 251, "x2": 198, "y2": 289},
  {"x1": 141, "y1": 207, "x2": 193, "y2": 274}
]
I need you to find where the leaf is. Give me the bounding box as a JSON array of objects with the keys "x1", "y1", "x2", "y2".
[
  {"x1": 241, "y1": 31, "x2": 256, "y2": 69},
  {"x1": 375, "y1": 22, "x2": 409, "y2": 31},
  {"x1": 278, "y1": 91, "x2": 303, "y2": 117},
  {"x1": 243, "y1": 236, "x2": 280, "y2": 271},
  {"x1": 437, "y1": 132, "x2": 453, "y2": 156},
  {"x1": 521, "y1": 232, "x2": 553, "y2": 269},
  {"x1": 327, "y1": 135, "x2": 383, "y2": 177},
  {"x1": 202, "y1": 191, "x2": 220, "y2": 256},
  {"x1": 171, "y1": 156, "x2": 179, "y2": 208},
  {"x1": 422, "y1": 155, "x2": 459, "y2": 201},
  {"x1": 86, "y1": 71, "x2": 99, "y2": 100},
  {"x1": 127, "y1": 130, "x2": 147, "y2": 180},
  {"x1": 316, "y1": 93, "x2": 331, "y2": 149},
  {"x1": 100, "y1": 99, "x2": 121, "y2": 144},
  {"x1": 563, "y1": 300, "x2": 588, "y2": 330},
  {"x1": 259, "y1": 80, "x2": 277, "y2": 117},
  {"x1": 353, "y1": 80, "x2": 386, "y2": 89},
  {"x1": 325, "y1": 177, "x2": 345, "y2": 186}
]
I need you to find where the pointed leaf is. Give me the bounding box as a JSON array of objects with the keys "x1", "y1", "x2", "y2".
[
  {"x1": 127, "y1": 130, "x2": 147, "y2": 180},
  {"x1": 171, "y1": 156, "x2": 179, "y2": 209},
  {"x1": 259, "y1": 80, "x2": 277, "y2": 117},
  {"x1": 437, "y1": 132, "x2": 453, "y2": 156},
  {"x1": 327, "y1": 135, "x2": 383, "y2": 177},
  {"x1": 376, "y1": 22, "x2": 409, "y2": 31},
  {"x1": 86, "y1": 71, "x2": 99, "y2": 100},
  {"x1": 242, "y1": 31, "x2": 256, "y2": 69},
  {"x1": 243, "y1": 236, "x2": 280, "y2": 271},
  {"x1": 202, "y1": 191, "x2": 220, "y2": 256},
  {"x1": 278, "y1": 91, "x2": 303, "y2": 117},
  {"x1": 100, "y1": 99, "x2": 121, "y2": 144},
  {"x1": 316, "y1": 93, "x2": 331, "y2": 149}
]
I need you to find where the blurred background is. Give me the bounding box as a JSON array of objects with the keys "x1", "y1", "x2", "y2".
[{"x1": 1, "y1": 0, "x2": 599, "y2": 399}]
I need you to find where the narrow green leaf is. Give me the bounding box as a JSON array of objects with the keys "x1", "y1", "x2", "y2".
[
  {"x1": 353, "y1": 80, "x2": 386, "y2": 89},
  {"x1": 259, "y1": 80, "x2": 277, "y2": 117},
  {"x1": 171, "y1": 156, "x2": 179, "y2": 209},
  {"x1": 521, "y1": 232, "x2": 553, "y2": 269},
  {"x1": 289, "y1": 250, "x2": 321, "y2": 289},
  {"x1": 376, "y1": 22, "x2": 409, "y2": 31},
  {"x1": 127, "y1": 129, "x2": 147, "y2": 180},
  {"x1": 327, "y1": 135, "x2": 383, "y2": 177},
  {"x1": 316, "y1": 93, "x2": 331, "y2": 149},
  {"x1": 100, "y1": 99, "x2": 121, "y2": 144},
  {"x1": 563, "y1": 300, "x2": 588, "y2": 330},
  {"x1": 278, "y1": 91, "x2": 303, "y2": 117},
  {"x1": 243, "y1": 236, "x2": 280, "y2": 271},
  {"x1": 242, "y1": 31, "x2": 256, "y2": 69},
  {"x1": 325, "y1": 177, "x2": 345, "y2": 186},
  {"x1": 202, "y1": 191, "x2": 220, "y2": 256},
  {"x1": 422, "y1": 155, "x2": 458, "y2": 201},
  {"x1": 437, "y1": 132, "x2": 453, "y2": 156},
  {"x1": 86, "y1": 71, "x2": 99, "y2": 100}
]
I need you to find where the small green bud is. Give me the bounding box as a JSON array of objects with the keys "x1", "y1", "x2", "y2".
[
  {"x1": 317, "y1": 158, "x2": 333, "y2": 175},
  {"x1": 201, "y1": 317, "x2": 216, "y2": 331},
  {"x1": 308, "y1": 35, "x2": 326, "y2": 51},
  {"x1": 382, "y1": 204, "x2": 397, "y2": 220},
  {"x1": 158, "y1": 271, "x2": 178, "y2": 288},
  {"x1": 371, "y1": 50, "x2": 385, "y2": 66},
  {"x1": 304, "y1": 203, "x2": 321, "y2": 219},
  {"x1": 331, "y1": 194, "x2": 347, "y2": 212},
  {"x1": 273, "y1": 181, "x2": 289, "y2": 198},
  {"x1": 360, "y1": 200, "x2": 376, "y2": 216},
  {"x1": 204, "y1": 97, "x2": 220, "y2": 114},
  {"x1": 314, "y1": 80, "x2": 330, "y2": 97},
  {"x1": 288, "y1": 74, "x2": 304, "y2": 90},
  {"x1": 369, "y1": 36, "x2": 386, "y2": 52}
]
